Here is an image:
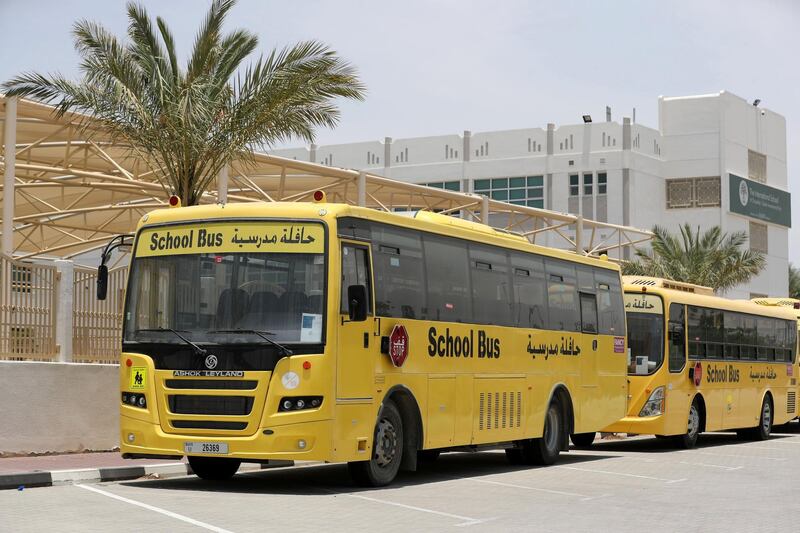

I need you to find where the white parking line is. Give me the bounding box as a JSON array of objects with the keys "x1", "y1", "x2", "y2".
[
  {"x1": 678, "y1": 461, "x2": 742, "y2": 471},
  {"x1": 678, "y1": 449, "x2": 787, "y2": 461},
  {"x1": 331, "y1": 491, "x2": 492, "y2": 527},
  {"x1": 75, "y1": 484, "x2": 233, "y2": 533},
  {"x1": 555, "y1": 465, "x2": 686, "y2": 483},
  {"x1": 468, "y1": 477, "x2": 599, "y2": 500}
]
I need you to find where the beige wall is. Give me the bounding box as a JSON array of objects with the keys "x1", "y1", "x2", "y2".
[{"x1": 0, "y1": 361, "x2": 118, "y2": 455}]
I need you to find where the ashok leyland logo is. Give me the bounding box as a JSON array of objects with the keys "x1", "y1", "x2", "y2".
[
  {"x1": 204, "y1": 354, "x2": 218, "y2": 369},
  {"x1": 739, "y1": 180, "x2": 749, "y2": 207}
]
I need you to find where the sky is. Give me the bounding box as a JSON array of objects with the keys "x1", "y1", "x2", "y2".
[{"x1": 1, "y1": 0, "x2": 799, "y2": 260}]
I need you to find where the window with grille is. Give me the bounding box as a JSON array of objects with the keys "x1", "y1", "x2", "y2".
[
  {"x1": 695, "y1": 177, "x2": 720, "y2": 206},
  {"x1": 749, "y1": 221, "x2": 768, "y2": 253},
  {"x1": 474, "y1": 176, "x2": 544, "y2": 208},
  {"x1": 583, "y1": 173, "x2": 593, "y2": 195},
  {"x1": 666, "y1": 177, "x2": 720, "y2": 209},
  {"x1": 748, "y1": 150, "x2": 767, "y2": 184}
]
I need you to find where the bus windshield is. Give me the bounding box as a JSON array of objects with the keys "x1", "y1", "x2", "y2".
[
  {"x1": 123, "y1": 252, "x2": 325, "y2": 345},
  {"x1": 627, "y1": 312, "x2": 664, "y2": 375}
]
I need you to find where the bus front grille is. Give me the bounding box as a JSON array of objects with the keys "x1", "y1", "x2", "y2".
[
  {"x1": 168, "y1": 395, "x2": 254, "y2": 416},
  {"x1": 165, "y1": 379, "x2": 258, "y2": 390},
  {"x1": 170, "y1": 420, "x2": 248, "y2": 430}
]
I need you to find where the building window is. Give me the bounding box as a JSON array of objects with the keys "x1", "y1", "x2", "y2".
[
  {"x1": 598, "y1": 172, "x2": 607, "y2": 194},
  {"x1": 749, "y1": 221, "x2": 768, "y2": 253},
  {"x1": 666, "y1": 177, "x2": 721, "y2": 209},
  {"x1": 583, "y1": 173, "x2": 593, "y2": 195},
  {"x1": 748, "y1": 150, "x2": 767, "y2": 183},
  {"x1": 569, "y1": 174, "x2": 579, "y2": 196},
  {"x1": 425, "y1": 180, "x2": 460, "y2": 192},
  {"x1": 474, "y1": 176, "x2": 544, "y2": 208}
]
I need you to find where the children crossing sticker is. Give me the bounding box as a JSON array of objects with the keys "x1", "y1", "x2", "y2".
[{"x1": 130, "y1": 367, "x2": 147, "y2": 390}]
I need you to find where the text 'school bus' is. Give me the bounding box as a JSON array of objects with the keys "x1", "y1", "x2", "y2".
[
  {"x1": 592, "y1": 277, "x2": 798, "y2": 449},
  {"x1": 751, "y1": 297, "x2": 800, "y2": 421},
  {"x1": 110, "y1": 195, "x2": 628, "y2": 486}
]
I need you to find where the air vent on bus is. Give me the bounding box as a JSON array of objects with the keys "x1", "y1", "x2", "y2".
[
  {"x1": 478, "y1": 391, "x2": 522, "y2": 431},
  {"x1": 623, "y1": 276, "x2": 714, "y2": 295},
  {"x1": 788, "y1": 392, "x2": 796, "y2": 415}
]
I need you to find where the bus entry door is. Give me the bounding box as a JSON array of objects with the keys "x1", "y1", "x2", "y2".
[{"x1": 337, "y1": 243, "x2": 375, "y2": 401}]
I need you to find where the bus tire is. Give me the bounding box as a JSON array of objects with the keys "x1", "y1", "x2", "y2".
[
  {"x1": 187, "y1": 456, "x2": 241, "y2": 481},
  {"x1": 740, "y1": 396, "x2": 773, "y2": 441},
  {"x1": 524, "y1": 400, "x2": 562, "y2": 465},
  {"x1": 348, "y1": 400, "x2": 404, "y2": 487},
  {"x1": 675, "y1": 398, "x2": 702, "y2": 449},
  {"x1": 570, "y1": 432, "x2": 595, "y2": 448}
]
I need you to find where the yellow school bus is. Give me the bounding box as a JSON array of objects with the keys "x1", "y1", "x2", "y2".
[
  {"x1": 113, "y1": 195, "x2": 628, "y2": 486},
  {"x1": 596, "y1": 277, "x2": 797, "y2": 448},
  {"x1": 751, "y1": 297, "x2": 800, "y2": 422}
]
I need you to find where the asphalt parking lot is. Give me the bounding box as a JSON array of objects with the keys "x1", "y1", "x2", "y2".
[{"x1": 3, "y1": 424, "x2": 800, "y2": 533}]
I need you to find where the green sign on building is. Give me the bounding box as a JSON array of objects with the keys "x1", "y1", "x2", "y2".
[{"x1": 729, "y1": 174, "x2": 791, "y2": 228}]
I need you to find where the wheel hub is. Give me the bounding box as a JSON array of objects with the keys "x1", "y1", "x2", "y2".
[
  {"x1": 374, "y1": 417, "x2": 398, "y2": 467},
  {"x1": 687, "y1": 406, "x2": 700, "y2": 436}
]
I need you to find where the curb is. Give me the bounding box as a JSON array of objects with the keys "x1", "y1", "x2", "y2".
[{"x1": 0, "y1": 459, "x2": 295, "y2": 491}]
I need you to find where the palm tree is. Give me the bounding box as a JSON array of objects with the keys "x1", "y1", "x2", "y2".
[
  {"x1": 622, "y1": 224, "x2": 765, "y2": 293},
  {"x1": 789, "y1": 264, "x2": 800, "y2": 299},
  {"x1": 3, "y1": 0, "x2": 365, "y2": 205}
]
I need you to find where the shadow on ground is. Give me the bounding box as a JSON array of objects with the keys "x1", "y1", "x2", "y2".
[{"x1": 120, "y1": 449, "x2": 613, "y2": 495}]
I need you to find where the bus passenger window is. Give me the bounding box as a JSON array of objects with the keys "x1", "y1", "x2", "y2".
[
  {"x1": 579, "y1": 293, "x2": 598, "y2": 334},
  {"x1": 668, "y1": 303, "x2": 686, "y2": 372}
]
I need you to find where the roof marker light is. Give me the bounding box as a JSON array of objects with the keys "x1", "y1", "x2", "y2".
[
  {"x1": 303, "y1": 361, "x2": 311, "y2": 370},
  {"x1": 312, "y1": 190, "x2": 326, "y2": 203},
  {"x1": 168, "y1": 195, "x2": 181, "y2": 208},
  {"x1": 126, "y1": 358, "x2": 133, "y2": 367}
]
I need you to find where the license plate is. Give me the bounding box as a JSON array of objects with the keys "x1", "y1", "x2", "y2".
[{"x1": 184, "y1": 442, "x2": 228, "y2": 454}]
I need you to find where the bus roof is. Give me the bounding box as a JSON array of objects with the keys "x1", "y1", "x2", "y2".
[
  {"x1": 623, "y1": 276, "x2": 798, "y2": 320},
  {"x1": 136, "y1": 201, "x2": 619, "y2": 271},
  {"x1": 751, "y1": 297, "x2": 800, "y2": 320}
]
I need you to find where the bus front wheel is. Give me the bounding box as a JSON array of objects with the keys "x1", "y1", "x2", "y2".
[
  {"x1": 348, "y1": 400, "x2": 404, "y2": 487},
  {"x1": 675, "y1": 399, "x2": 701, "y2": 449},
  {"x1": 570, "y1": 432, "x2": 595, "y2": 448},
  {"x1": 187, "y1": 456, "x2": 241, "y2": 481}
]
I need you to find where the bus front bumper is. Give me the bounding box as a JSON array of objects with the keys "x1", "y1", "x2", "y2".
[
  {"x1": 603, "y1": 415, "x2": 669, "y2": 436},
  {"x1": 120, "y1": 414, "x2": 333, "y2": 462}
]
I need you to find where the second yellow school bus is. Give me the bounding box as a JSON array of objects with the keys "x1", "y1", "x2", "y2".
[
  {"x1": 595, "y1": 277, "x2": 798, "y2": 448},
  {"x1": 115, "y1": 196, "x2": 628, "y2": 486}
]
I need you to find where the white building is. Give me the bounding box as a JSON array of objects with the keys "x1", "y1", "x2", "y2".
[{"x1": 272, "y1": 91, "x2": 791, "y2": 299}]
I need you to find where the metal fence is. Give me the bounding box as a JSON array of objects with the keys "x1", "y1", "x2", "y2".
[
  {"x1": 73, "y1": 265, "x2": 127, "y2": 364},
  {"x1": 0, "y1": 255, "x2": 58, "y2": 360}
]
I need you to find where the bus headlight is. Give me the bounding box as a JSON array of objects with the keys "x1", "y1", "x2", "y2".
[
  {"x1": 278, "y1": 396, "x2": 323, "y2": 412},
  {"x1": 638, "y1": 387, "x2": 665, "y2": 417}
]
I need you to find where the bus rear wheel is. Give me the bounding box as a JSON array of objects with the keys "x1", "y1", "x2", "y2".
[
  {"x1": 187, "y1": 456, "x2": 241, "y2": 481},
  {"x1": 738, "y1": 397, "x2": 773, "y2": 441},
  {"x1": 675, "y1": 399, "x2": 701, "y2": 449},
  {"x1": 507, "y1": 400, "x2": 563, "y2": 466},
  {"x1": 348, "y1": 400, "x2": 404, "y2": 487},
  {"x1": 570, "y1": 432, "x2": 595, "y2": 448}
]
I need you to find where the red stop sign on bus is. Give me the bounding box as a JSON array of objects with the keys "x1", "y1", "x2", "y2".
[
  {"x1": 389, "y1": 325, "x2": 409, "y2": 367},
  {"x1": 693, "y1": 361, "x2": 702, "y2": 387}
]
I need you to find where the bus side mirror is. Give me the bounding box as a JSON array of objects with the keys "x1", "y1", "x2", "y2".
[
  {"x1": 347, "y1": 285, "x2": 368, "y2": 322},
  {"x1": 97, "y1": 264, "x2": 109, "y2": 301}
]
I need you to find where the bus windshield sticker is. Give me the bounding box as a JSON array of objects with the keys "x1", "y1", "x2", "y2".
[
  {"x1": 136, "y1": 222, "x2": 325, "y2": 257},
  {"x1": 300, "y1": 313, "x2": 323, "y2": 342}
]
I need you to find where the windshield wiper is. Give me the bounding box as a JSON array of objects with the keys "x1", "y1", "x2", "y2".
[
  {"x1": 208, "y1": 329, "x2": 293, "y2": 356},
  {"x1": 135, "y1": 328, "x2": 208, "y2": 357}
]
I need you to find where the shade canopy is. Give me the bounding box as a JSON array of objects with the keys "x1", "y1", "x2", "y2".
[{"x1": 0, "y1": 96, "x2": 650, "y2": 260}]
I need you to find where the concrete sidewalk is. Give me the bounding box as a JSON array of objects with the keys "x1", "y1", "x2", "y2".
[{"x1": 0, "y1": 451, "x2": 292, "y2": 490}]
